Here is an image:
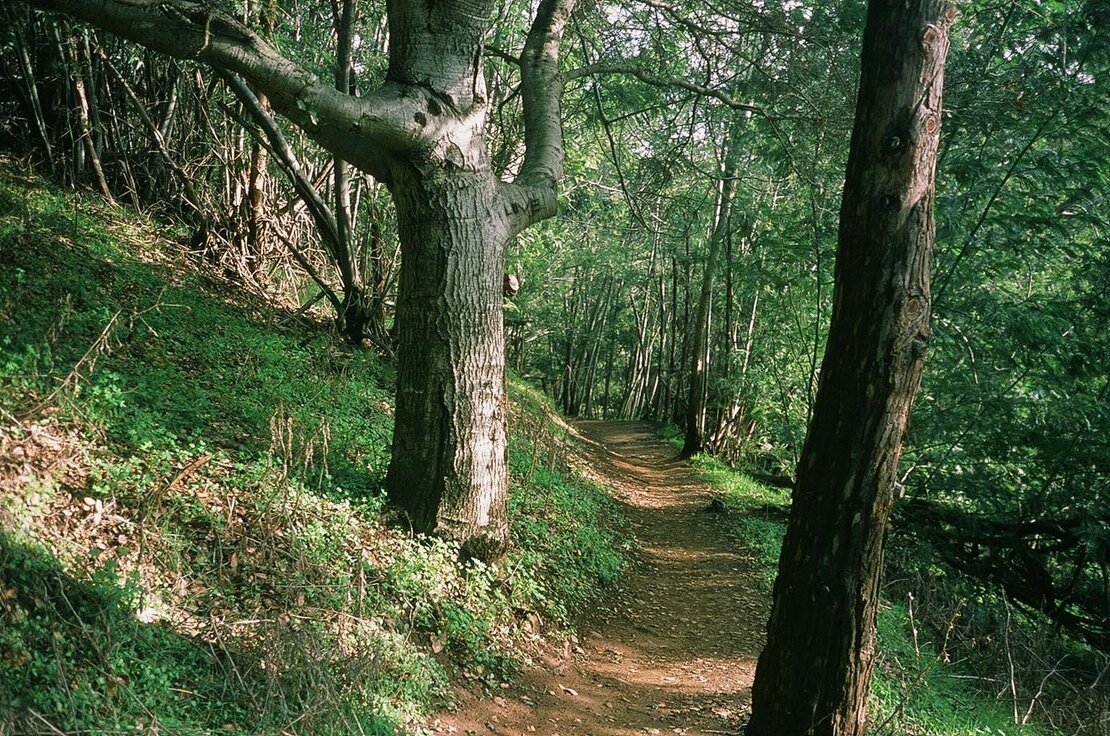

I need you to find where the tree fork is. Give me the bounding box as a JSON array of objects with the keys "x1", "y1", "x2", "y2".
[{"x1": 745, "y1": 1, "x2": 954, "y2": 734}]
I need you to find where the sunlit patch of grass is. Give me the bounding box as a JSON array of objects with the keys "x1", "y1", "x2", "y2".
[
  {"x1": 656, "y1": 423, "x2": 683, "y2": 451},
  {"x1": 506, "y1": 376, "x2": 631, "y2": 625},
  {"x1": 689, "y1": 453, "x2": 788, "y2": 587}
]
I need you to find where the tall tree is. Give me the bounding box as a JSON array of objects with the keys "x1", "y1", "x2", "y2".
[
  {"x1": 745, "y1": 1, "x2": 954, "y2": 734},
  {"x1": 681, "y1": 117, "x2": 744, "y2": 458},
  {"x1": 25, "y1": 0, "x2": 577, "y2": 558}
]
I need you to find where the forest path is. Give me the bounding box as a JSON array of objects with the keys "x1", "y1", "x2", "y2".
[{"x1": 431, "y1": 420, "x2": 769, "y2": 736}]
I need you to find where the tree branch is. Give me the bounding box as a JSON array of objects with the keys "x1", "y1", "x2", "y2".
[
  {"x1": 484, "y1": 45, "x2": 521, "y2": 66},
  {"x1": 22, "y1": 0, "x2": 445, "y2": 179},
  {"x1": 565, "y1": 61, "x2": 765, "y2": 116},
  {"x1": 501, "y1": 0, "x2": 576, "y2": 236},
  {"x1": 218, "y1": 71, "x2": 345, "y2": 257}
]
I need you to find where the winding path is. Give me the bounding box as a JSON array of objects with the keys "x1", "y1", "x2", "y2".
[{"x1": 431, "y1": 420, "x2": 769, "y2": 736}]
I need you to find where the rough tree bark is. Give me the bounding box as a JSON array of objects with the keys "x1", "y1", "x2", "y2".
[
  {"x1": 27, "y1": 0, "x2": 577, "y2": 559},
  {"x1": 745, "y1": 2, "x2": 954, "y2": 735}
]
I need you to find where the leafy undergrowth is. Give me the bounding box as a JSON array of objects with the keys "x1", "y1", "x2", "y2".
[
  {"x1": 688, "y1": 453, "x2": 1060, "y2": 736},
  {"x1": 0, "y1": 161, "x2": 629, "y2": 734}
]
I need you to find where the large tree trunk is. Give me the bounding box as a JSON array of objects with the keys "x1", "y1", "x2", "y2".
[
  {"x1": 745, "y1": 2, "x2": 954, "y2": 735},
  {"x1": 376, "y1": 0, "x2": 574, "y2": 558},
  {"x1": 386, "y1": 162, "x2": 512, "y2": 559}
]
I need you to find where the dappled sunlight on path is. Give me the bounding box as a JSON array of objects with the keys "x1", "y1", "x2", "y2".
[{"x1": 429, "y1": 421, "x2": 768, "y2": 736}]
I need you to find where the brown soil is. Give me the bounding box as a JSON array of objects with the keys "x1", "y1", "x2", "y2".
[{"x1": 428, "y1": 420, "x2": 769, "y2": 736}]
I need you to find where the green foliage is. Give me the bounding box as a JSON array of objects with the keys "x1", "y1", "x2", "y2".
[
  {"x1": 0, "y1": 543, "x2": 231, "y2": 730},
  {"x1": 507, "y1": 378, "x2": 630, "y2": 623},
  {"x1": 895, "y1": 0, "x2": 1109, "y2": 660},
  {"x1": 656, "y1": 423, "x2": 683, "y2": 450},
  {"x1": 509, "y1": 465, "x2": 629, "y2": 622},
  {"x1": 0, "y1": 168, "x2": 394, "y2": 490},
  {"x1": 870, "y1": 602, "x2": 1053, "y2": 736},
  {"x1": 689, "y1": 453, "x2": 788, "y2": 587},
  {"x1": 0, "y1": 164, "x2": 630, "y2": 735}
]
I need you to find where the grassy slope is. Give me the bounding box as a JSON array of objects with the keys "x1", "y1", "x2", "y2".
[
  {"x1": 0, "y1": 161, "x2": 629, "y2": 735},
  {"x1": 683, "y1": 448, "x2": 1060, "y2": 736}
]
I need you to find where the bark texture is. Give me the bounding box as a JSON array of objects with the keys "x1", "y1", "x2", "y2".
[
  {"x1": 386, "y1": 162, "x2": 512, "y2": 559},
  {"x1": 745, "y1": 2, "x2": 954, "y2": 735}
]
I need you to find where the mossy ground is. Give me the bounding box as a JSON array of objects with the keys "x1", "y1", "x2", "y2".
[{"x1": 0, "y1": 160, "x2": 629, "y2": 735}]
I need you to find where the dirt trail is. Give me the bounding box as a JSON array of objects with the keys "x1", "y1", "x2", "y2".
[{"x1": 430, "y1": 420, "x2": 769, "y2": 736}]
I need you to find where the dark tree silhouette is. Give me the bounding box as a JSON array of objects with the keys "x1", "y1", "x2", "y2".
[{"x1": 745, "y1": 1, "x2": 955, "y2": 734}]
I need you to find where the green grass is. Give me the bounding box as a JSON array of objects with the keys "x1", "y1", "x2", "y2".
[
  {"x1": 685, "y1": 451, "x2": 1058, "y2": 736},
  {"x1": 869, "y1": 601, "x2": 1054, "y2": 736},
  {"x1": 657, "y1": 422, "x2": 683, "y2": 451},
  {"x1": 505, "y1": 376, "x2": 629, "y2": 625},
  {"x1": 0, "y1": 161, "x2": 630, "y2": 735},
  {"x1": 689, "y1": 453, "x2": 789, "y2": 588}
]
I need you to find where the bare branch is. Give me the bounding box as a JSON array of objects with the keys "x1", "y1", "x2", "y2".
[
  {"x1": 218, "y1": 71, "x2": 345, "y2": 256},
  {"x1": 484, "y1": 45, "x2": 521, "y2": 66},
  {"x1": 565, "y1": 61, "x2": 764, "y2": 116}
]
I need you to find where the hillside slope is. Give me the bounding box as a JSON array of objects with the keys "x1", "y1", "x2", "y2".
[{"x1": 0, "y1": 160, "x2": 629, "y2": 735}]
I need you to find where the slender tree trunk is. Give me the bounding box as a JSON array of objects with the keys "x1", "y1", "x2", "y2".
[
  {"x1": 682, "y1": 125, "x2": 742, "y2": 457},
  {"x1": 707, "y1": 227, "x2": 737, "y2": 451},
  {"x1": 723, "y1": 229, "x2": 735, "y2": 376},
  {"x1": 621, "y1": 281, "x2": 657, "y2": 420},
  {"x1": 14, "y1": 20, "x2": 56, "y2": 169},
  {"x1": 583, "y1": 278, "x2": 614, "y2": 417},
  {"x1": 741, "y1": 287, "x2": 759, "y2": 377},
  {"x1": 578, "y1": 276, "x2": 610, "y2": 416},
  {"x1": 650, "y1": 271, "x2": 668, "y2": 420},
  {"x1": 331, "y1": 0, "x2": 370, "y2": 342},
  {"x1": 247, "y1": 127, "x2": 269, "y2": 279},
  {"x1": 97, "y1": 48, "x2": 207, "y2": 227},
  {"x1": 745, "y1": 2, "x2": 954, "y2": 735},
  {"x1": 367, "y1": 201, "x2": 390, "y2": 340},
  {"x1": 668, "y1": 253, "x2": 679, "y2": 422},
  {"x1": 675, "y1": 232, "x2": 692, "y2": 421},
  {"x1": 66, "y1": 32, "x2": 112, "y2": 200},
  {"x1": 602, "y1": 338, "x2": 614, "y2": 419}
]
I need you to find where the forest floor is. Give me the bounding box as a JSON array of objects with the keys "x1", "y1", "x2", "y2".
[{"x1": 430, "y1": 420, "x2": 769, "y2": 736}]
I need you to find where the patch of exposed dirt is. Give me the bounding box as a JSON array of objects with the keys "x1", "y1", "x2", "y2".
[{"x1": 429, "y1": 420, "x2": 769, "y2": 736}]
